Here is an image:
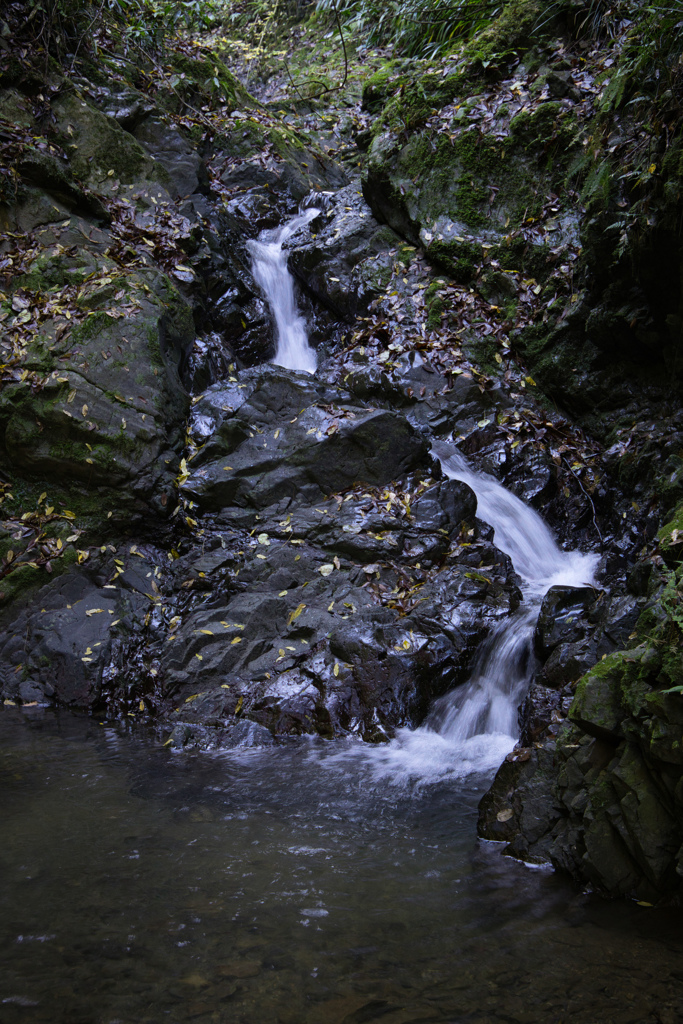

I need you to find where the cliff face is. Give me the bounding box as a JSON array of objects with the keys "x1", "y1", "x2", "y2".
[{"x1": 2, "y1": 0, "x2": 683, "y2": 900}]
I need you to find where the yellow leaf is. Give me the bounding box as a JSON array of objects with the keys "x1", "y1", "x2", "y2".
[
  {"x1": 139, "y1": 700, "x2": 145, "y2": 711},
  {"x1": 62, "y1": 510, "x2": 76, "y2": 519},
  {"x1": 288, "y1": 603, "x2": 306, "y2": 625},
  {"x1": 318, "y1": 564, "x2": 334, "y2": 576},
  {"x1": 45, "y1": 506, "x2": 54, "y2": 515},
  {"x1": 231, "y1": 637, "x2": 242, "y2": 644},
  {"x1": 5, "y1": 549, "x2": 13, "y2": 563},
  {"x1": 39, "y1": 492, "x2": 47, "y2": 502},
  {"x1": 221, "y1": 683, "x2": 230, "y2": 689},
  {"x1": 235, "y1": 696, "x2": 243, "y2": 714},
  {"x1": 279, "y1": 590, "x2": 288, "y2": 596},
  {"x1": 333, "y1": 663, "x2": 340, "y2": 677},
  {"x1": 195, "y1": 653, "x2": 203, "y2": 661},
  {"x1": 199, "y1": 629, "x2": 214, "y2": 635},
  {"x1": 185, "y1": 693, "x2": 199, "y2": 701},
  {"x1": 81, "y1": 404, "x2": 88, "y2": 417},
  {"x1": 56, "y1": 538, "x2": 63, "y2": 550},
  {"x1": 86, "y1": 608, "x2": 104, "y2": 616}
]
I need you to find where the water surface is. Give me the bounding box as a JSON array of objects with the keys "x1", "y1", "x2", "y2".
[{"x1": 1, "y1": 710, "x2": 681, "y2": 1024}]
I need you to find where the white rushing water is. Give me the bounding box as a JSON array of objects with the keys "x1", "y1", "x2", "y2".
[
  {"x1": 363, "y1": 444, "x2": 599, "y2": 785},
  {"x1": 248, "y1": 208, "x2": 598, "y2": 784},
  {"x1": 247, "y1": 208, "x2": 320, "y2": 374}
]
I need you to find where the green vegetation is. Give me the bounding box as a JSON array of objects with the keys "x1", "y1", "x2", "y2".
[
  {"x1": 20, "y1": 0, "x2": 222, "y2": 61},
  {"x1": 315, "y1": 0, "x2": 507, "y2": 59}
]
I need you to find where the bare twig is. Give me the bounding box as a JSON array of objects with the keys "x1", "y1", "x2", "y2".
[
  {"x1": 70, "y1": 0, "x2": 107, "y2": 71},
  {"x1": 562, "y1": 455, "x2": 603, "y2": 549},
  {"x1": 284, "y1": 0, "x2": 349, "y2": 101}
]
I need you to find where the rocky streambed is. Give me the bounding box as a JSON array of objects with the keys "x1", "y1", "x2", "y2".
[{"x1": 2, "y1": 0, "x2": 683, "y2": 908}]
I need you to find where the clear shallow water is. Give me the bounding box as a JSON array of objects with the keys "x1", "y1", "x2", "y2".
[{"x1": 2, "y1": 710, "x2": 682, "y2": 1024}]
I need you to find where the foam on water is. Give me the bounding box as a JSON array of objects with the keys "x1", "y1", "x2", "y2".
[
  {"x1": 362, "y1": 443, "x2": 599, "y2": 785},
  {"x1": 247, "y1": 207, "x2": 320, "y2": 374}
]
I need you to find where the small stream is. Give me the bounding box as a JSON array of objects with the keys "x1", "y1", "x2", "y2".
[
  {"x1": 2, "y1": 211, "x2": 682, "y2": 1023},
  {"x1": 248, "y1": 208, "x2": 320, "y2": 374},
  {"x1": 2, "y1": 711, "x2": 682, "y2": 1024}
]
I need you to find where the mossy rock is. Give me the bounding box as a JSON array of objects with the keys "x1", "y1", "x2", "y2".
[
  {"x1": 0, "y1": 255, "x2": 193, "y2": 517},
  {"x1": 361, "y1": 60, "x2": 412, "y2": 114},
  {"x1": 52, "y1": 90, "x2": 155, "y2": 186},
  {"x1": 462, "y1": 0, "x2": 544, "y2": 73},
  {"x1": 657, "y1": 502, "x2": 683, "y2": 559},
  {"x1": 159, "y1": 50, "x2": 253, "y2": 114}
]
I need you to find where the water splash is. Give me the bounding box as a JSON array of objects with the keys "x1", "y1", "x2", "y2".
[
  {"x1": 247, "y1": 208, "x2": 320, "y2": 374},
  {"x1": 361, "y1": 444, "x2": 598, "y2": 786}
]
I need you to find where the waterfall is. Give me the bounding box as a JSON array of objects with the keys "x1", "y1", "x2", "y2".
[
  {"x1": 247, "y1": 208, "x2": 320, "y2": 374},
  {"x1": 247, "y1": 211, "x2": 599, "y2": 783},
  {"x1": 364, "y1": 445, "x2": 599, "y2": 783}
]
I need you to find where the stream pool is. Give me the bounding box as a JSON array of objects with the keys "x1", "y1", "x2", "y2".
[{"x1": 1, "y1": 708, "x2": 682, "y2": 1024}]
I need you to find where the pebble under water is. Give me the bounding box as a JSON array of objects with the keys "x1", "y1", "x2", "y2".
[{"x1": 1, "y1": 710, "x2": 683, "y2": 1024}]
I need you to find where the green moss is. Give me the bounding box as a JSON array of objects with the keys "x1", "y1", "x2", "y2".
[
  {"x1": 426, "y1": 239, "x2": 481, "y2": 282},
  {"x1": 424, "y1": 280, "x2": 446, "y2": 330},
  {"x1": 56, "y1": 92, "x2": 149, "y2": 184},
  {"x1": 396, "y1": 244, "x2": 416, "y2": 267},
  {"x1": 462, "y1": 0, "x2": 543, "y2": 71},
  {"x1": 70, "y1": 311, "x2": 113, "y2": 347},
  {"x1": 161, "y1": 51, "x2": 251, "y2": 113},
  {"x1": 510, "y1": 101, "x2": 562, "y2": 148},
  {"x1": 362, "y1": 60, "x2": 410, "y2": 113},
  {"x1": 657, "y1": 501, "x2": 683, "y2": 556}
]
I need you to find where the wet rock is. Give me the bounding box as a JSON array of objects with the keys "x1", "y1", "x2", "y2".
[
  {"x1": 183, "y1": 366, "x2": 430, "y2": 513},
  {"x1": 0, "y1": 551, "x2": 157, "y2": 708},
  {"x1": 286, "y1": 184, "x2": 401, "y2": 317},
  {"x1": 156, "y1": 384, "x2": 521, "y2": 745},
  {"x1": 478, "y1": 745, "x2": 560, "y2": 858},
  {"x1": 133, "y1": 117, "x2": 207, "y2": 198},
  {"x1": 0, "y1": 253, "x2": 192, "y2": 515},
  {"x1": 213, "y1": 111, "x2": 346, "y2": 213},
  {"x1": 534, "y1": 586, "x2": 597, "y2": 659},
  {"x1": 481, "y1": 640, "x2": 683, "y2": 900}
]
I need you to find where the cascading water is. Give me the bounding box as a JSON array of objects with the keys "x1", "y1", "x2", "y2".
[
  {"x1": 365, "y1": 444, "x2": 599, "y2": 783},
  {"x1": 247, "y1": 207, "x2": 320, "y2": 374},
  {"x1": 248, "y1": 210, "x2": 598, "y2": 783}
]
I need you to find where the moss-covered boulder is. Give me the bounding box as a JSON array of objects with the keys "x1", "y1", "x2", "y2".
[{"x1": 0, "y1": 247, "x2": 192, "y2": 516}]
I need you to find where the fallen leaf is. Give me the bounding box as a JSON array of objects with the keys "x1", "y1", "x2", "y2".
[{"x1": 288, "y1": 603, "x2": 306, "y2": 625}]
